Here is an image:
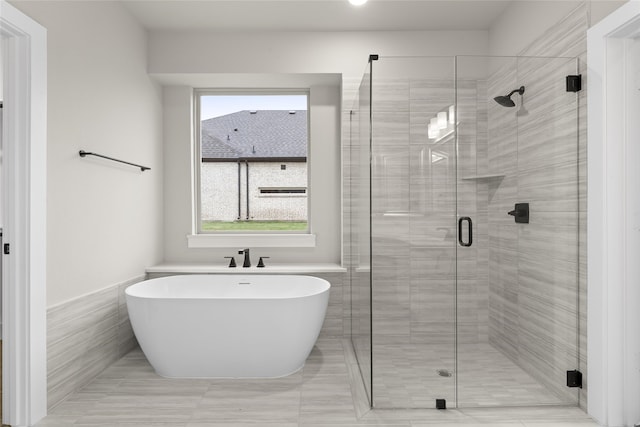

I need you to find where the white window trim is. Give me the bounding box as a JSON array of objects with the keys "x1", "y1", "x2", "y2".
[{"x1": 191, "y1": 89, "x2": 314, "y2": 248}]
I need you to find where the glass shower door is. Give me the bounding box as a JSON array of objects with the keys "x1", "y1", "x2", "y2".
[
  {"x1": 455, "y1": 55, "x2": 581, "y2": 407},
  {"x1": 350, "y1": 61, "x2": 373, "y2": 404},
  {"x1": 353, "y1": 54, "x2": 581, "y2": 410},
  {"x1": 369, "y1": 56, "x2": 457, "y2": 409}
]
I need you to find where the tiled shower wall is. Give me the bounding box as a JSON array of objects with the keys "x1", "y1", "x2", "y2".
[
  {"x1": 486, "y1": 56, "x2": 581, "y2": 404},
  {"x1": 485, "y1": 4, "x2": 588, "y2": 406}
]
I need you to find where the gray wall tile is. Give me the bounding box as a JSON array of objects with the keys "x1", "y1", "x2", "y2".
[{"x1": 47, "y1": 275, "x2": 146, "y2": 409}]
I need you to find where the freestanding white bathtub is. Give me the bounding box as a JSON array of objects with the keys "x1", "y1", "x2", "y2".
[{"x1": 125, "y1": 274, "x2": 330, "y2": 378}]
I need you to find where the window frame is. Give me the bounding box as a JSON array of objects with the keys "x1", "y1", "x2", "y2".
[{"x1": 191, "y1": 88, "x2": 314, "y2": 246}]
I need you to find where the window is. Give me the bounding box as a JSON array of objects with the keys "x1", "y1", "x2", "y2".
[{"x1": 195, "y1": 91, "x2": 309, "y2": 233}]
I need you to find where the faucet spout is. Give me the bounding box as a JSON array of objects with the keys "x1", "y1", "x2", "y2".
[{"x1": 238, "y1": 248, "x2": 251, "y2": 268}]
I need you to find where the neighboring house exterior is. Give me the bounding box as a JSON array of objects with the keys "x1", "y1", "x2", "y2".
[{"x1": 200, "y1": 110, "x2": 308, "y2": 222}]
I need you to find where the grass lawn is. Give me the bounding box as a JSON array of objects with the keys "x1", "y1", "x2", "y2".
[{"x1": 202, "y1": 220, "x2": 308, "y2": 231}]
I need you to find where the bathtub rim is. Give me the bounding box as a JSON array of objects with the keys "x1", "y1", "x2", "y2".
[{"x1": 125, "y1": 273, "x2": 331, "y2": 301}]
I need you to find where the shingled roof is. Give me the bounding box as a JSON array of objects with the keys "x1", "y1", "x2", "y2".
[{"x1": 201, "y1": 110, "x2": 307, "y2": 160}]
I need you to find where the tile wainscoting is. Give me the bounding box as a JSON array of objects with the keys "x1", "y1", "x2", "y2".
[
  {"x1": 47, "y1": 275, "x2": 144, "y2": 409},
  {"x1": 46, "y1": 267, "x2": 347, "y2": 411},
  {"x1": 145, "y1": 267, "x2": 349, "y2": 339}
]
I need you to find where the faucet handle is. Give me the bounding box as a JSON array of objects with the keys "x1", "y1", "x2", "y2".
[
  {"x1": 224, "y1": 256, "x2": 237, "y2": 268},
  {"x1": 257, "y1": 257, "x2": 270, "y2": 268}
]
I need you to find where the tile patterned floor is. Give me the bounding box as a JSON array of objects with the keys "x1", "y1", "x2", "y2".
[
  {"x1": 35, "y1": 338, "x2": 598, "y2": 427},
  {"x1": 372, "y1": 342, "x2": 573, "y2": 408}
]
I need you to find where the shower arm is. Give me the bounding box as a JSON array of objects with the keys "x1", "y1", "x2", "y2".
[{"x1": 508, "y1": 86, "x2": 525, "y2": 97}]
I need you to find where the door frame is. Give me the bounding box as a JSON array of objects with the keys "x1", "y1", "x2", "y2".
[
  {"x1": 587, "y1": 2, "x2": 640, "y2": 426},
  {"x1": 0, "y1": 1, "x2": 47, "y2": 426}
]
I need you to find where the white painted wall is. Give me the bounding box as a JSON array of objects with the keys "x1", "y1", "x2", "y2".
[
  {"x1": 0, "y1": 37, "x2": 3, "y2": 101},
  {"x1": 149, "y1": 31, "x2": 488, "y2": 84},
  {"x1": 488, "y1": 0, "x2": 627, "y2": 56},
  {"x1": 1, "y1": 36, "x2": 3, "y2": 230},
  {"x1": 0, "y1": 37, "x2": 3, "y2": 337},
  {"x1": 0, "y1": 37, "x2": 3, "y2": 230},
  {"x1": 153, "y1": 30, "x2": 488, "y2": 265},
  {"x1": 11, "y1": 1, "x2": 164, "y2": 306}
]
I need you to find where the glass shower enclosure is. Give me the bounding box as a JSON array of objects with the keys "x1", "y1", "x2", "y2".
[{"x1": 350, "y1": 55, "x2": 581, "y2": 409}]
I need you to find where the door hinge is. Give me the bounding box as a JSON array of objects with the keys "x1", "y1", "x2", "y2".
[
  {"x1": 566, "y1": 75, "x2": 582, "y2": 92},
  {"x1": 3, "y1": 243, "x2": 9, "y2": 255},
  {"x1": 566, "y1": 370, "x2": 583, "y2": 388}
]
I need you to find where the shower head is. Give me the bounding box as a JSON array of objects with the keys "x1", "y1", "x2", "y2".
[
  {"x1": 493, "y1": 86, "x2": 525, "y2": 108},
  {"x1": 494, "y1": 95, "x2": 516, "y2": 107}
]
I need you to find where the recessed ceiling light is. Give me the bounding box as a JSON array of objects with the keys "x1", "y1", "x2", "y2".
[{"x1": 349, "y1": 0, "x2": 368, "y2": 6}]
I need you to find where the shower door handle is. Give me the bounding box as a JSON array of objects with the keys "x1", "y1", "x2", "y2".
[{"x1": 458, "y1": 216, "x2": 472, "y2": 247}]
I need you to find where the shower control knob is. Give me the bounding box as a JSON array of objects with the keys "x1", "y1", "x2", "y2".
[{"x1": 508, "y1": 203, "x2": 529, "y2": 224}]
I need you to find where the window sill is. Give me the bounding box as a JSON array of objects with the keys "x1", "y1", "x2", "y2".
[
  {"x1": 147, "y1": 263, "x2": 346, "y2": 275},
  {"x1": 187, "y1": 233, "x2": 316, "y2": 248}
]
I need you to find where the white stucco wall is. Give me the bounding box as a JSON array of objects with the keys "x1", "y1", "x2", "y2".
[
  {"x1": 245, "y1": 162, "x2": 307, "y2": 221},
  {"x1": 201, "y1": 162, "x2": 238, "y2": 221},
  {"x1": 201, "y1": 161, "x2": 307, "y2": 222}
]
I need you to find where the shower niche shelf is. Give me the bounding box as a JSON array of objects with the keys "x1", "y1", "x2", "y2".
[{"x1": 461, "y1": 173, "x2": 505, "y2": 181}]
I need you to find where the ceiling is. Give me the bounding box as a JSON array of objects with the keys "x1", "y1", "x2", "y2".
[{"x1": 120, "y1": 0, "x2": 514, "y2": 32}]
